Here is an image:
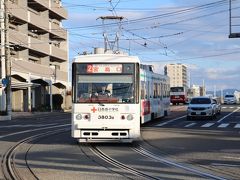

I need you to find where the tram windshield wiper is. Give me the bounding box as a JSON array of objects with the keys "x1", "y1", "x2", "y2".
[{"x1": 97, "y1": 100, "x2": 105, "y2": 106}]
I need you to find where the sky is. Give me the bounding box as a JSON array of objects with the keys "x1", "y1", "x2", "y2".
[{"x1": 61, "y1": 0, "x2": 240, "y2": 91}]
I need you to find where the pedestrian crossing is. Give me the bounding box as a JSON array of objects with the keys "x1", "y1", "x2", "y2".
[
  {"x1": 187, "y1": 122, "x2": 240, "y2": 129},
  {"x1": 222, "y1": 106, "x2": 240, "y2": 109},
  {"x1": 156, "y1": 122, "x2": 240, "y2": 129}
]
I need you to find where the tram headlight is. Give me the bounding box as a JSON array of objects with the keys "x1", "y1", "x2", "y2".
[
  {"x1": 84, "y1": 114, "x2": 90, "y2": 120},
  {"x1": 121, "y1": 115, "x2": 125, "y2": 120},
  {"x1": 75, "y1": 114, "x2": 82, "y2": 120},
  {"x1": 127, "y1": 114, "x2": 134, "y2": 120}
]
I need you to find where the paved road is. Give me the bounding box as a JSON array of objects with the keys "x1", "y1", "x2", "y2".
[
  {"x1": 153, "y1": 104, "x2": 240, "y2": 131},
  {"x1": 0, "y1": 107, "x2": 239, "y2": 180}
]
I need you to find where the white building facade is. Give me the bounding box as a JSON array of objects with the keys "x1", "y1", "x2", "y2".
[
  {"x1": 164, "y1": 63, "x2": 188, "y2": 88},
  {"x1": 0, "y1": 0, "x2": 70, "y2": 113}
]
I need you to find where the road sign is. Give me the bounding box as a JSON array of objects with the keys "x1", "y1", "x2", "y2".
[{"x1": 1, "y1": 78, "x2": 8, "y2": 87}]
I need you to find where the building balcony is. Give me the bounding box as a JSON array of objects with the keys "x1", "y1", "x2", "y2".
[
  {"x1": 55, "y1": 69, "x2": 68, "y2": 82},
  {"x1": 31, "y1": 0, "x2": 49, "y2": 9},
  {"x1": 50, "y1": 1, "x2": 67, "y2": 19},
  {"x1": 28, "y1": 9, "x2": 49, "y2": 30},
  {"x1": 28, "y1": 36, "x2": 50, "y2": 55},
  {"x1": 12, "y1": 60, "x2": 68, "y2": 83},
  {"x1": 9, "y1": 29, "x2": 28, "y2": 48},
  {"x1": 7, "y1": 1, "x2": 28, "y2": 22},
  {"x1": 12, "y1": 60, "x2": 52, "y2": 78},
  {"x1": 50, "y1": 44, "x2": 67, "y2": 61},
  {"x1": 49, "y1": 21, "x2": 67, "y2": 40}
]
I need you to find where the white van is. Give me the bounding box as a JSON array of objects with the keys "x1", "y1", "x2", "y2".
[{"x1": 224, "y1": 94, "x2": 237, "y2": 104}]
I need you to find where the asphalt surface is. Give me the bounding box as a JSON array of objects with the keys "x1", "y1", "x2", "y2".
[{"x1": 0, "y1": 106, "x2": 239, "y2": 179}]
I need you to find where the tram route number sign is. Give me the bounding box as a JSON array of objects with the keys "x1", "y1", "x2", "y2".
[{"x1": 87, "y1": 64, "x2": 122, "y2": 73}]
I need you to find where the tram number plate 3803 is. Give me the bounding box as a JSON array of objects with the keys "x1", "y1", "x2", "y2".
[{"x1": 98, "y1": 115, "x2": 114, "y2": 119}]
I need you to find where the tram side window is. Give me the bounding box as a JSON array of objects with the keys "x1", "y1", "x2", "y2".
[
  {"x1": 154, "y1": 83, "x2": 158, "y2": 98},
  {"x1": 140, "y1": 81, "x2": 145, "y2": 99},
  {"x1": 163, "y1": 84, "x2": 166, "y2": 98},
  {"x1": 165, "y1": 84, "x2": 167, "y2": 97},
  {"x1": 157, "y1": 83, "x2": 160, "y2": 98},
  {"x1": 146, "y1": 81, "x2": 149, "y2": 99},
  {"x1": 159, "y1": 83, "x2": 162, "y2": 98},
  {"x1": 167, "y1": 84, "x2": 170, "y2": 97}
]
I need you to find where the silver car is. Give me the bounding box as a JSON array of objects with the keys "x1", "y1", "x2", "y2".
[
  {"x1": 224, "y1": 94, "x2": 237, "y2": 104},
  {"x1": 187, "y1": 96, "x2": 217, "y2": 120}
]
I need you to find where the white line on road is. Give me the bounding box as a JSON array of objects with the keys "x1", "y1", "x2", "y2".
[
  {"x1": 156, "y1": 115, "x2": 186, "y2": 127},
  {"x1": 217, "y1": 108, "x2": 240, "y2": 123},
  {"x1": 234, "y1": 124, "x2": 240, "y2": 128},
  {"x1": 218, "y1": 123, "x2": 229, "y2": 128},
  {"x1": 223, "y1": 156, "x2": 240, "y2": 160},
  {"x1": 0, "y1": 123, "x2": 70, "y2": 139},
  {"x1": 201, "y1": 123, "x2": 215, "y2": 128},
  {"x1": 184, "y1": 123, "x2": 196, "y2": 128},
  {"x1": 0, "y1": 123, "x2": 58, "y2": 128},
  {"x1": 135, "y1": 147, "x2": 227, "y2": 180},
  {"x1": 211, "y1": 163, "x2": 240, "y2": 167}
]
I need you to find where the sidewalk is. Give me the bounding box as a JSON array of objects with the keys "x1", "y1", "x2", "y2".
[{"x1": 0, "y1": 111, "x2": 71, "y2": 121}]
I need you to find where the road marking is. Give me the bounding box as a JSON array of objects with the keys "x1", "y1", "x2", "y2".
[
  {"x1": 211, "y1": 163, "x2": 240, "y2": 167},
  {"x1": 218, "y1": 123, "x2": 229, "y2": 128},
  {"x1": 0, "y1": 123, "x2": 58, "y2": 128},
  {"x1": 217, "y1": 108, "x2": 240, "y2": 123},
  {"x1": 201, "y1": 123, "x2": 214, "y2": 128},
  {"x1": 0, "y1": 123, "x2": 70, "y2": 139},
  {"x1": 184, "y1": 123, "x2": 196, "y2": 128},
  {"x1": 234, "y1": 124, "x2": 240, "y2": 128},
  {"x1": 156, "y1": 115, "x2": 186, "y2": 127},
  {"x1": 134, "y1": 146, "x2": 227, "y2": 180},
  {"x1": 223, "y1": 156, "x2": 240, "y2": 160}
]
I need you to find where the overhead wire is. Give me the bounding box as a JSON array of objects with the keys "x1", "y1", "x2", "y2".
[
  {"x1": 63, "y1": 0, "x2": 230, "y2": 30},
  {"x1": 7, "y1": 0, "x2": 240, "y2": 63}
]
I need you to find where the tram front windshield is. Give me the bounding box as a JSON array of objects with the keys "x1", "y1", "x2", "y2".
[{"x1": 75, "y1": 75, "x2": 135, "y2": 103}]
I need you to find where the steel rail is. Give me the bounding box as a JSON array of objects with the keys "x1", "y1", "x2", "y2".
[
  {"x1": 132, "y1": 145, "x2": 228, "y2": 180},
  {"x1": 89, "y1": 145, "x2": 162, "y2": 180},
  {"x1": 1, "y1": 128, "x2": 69, "y2": 180}
]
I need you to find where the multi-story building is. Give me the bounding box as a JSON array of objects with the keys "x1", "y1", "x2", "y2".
[
  {"x1": 0, "y1": 0, "x2": 69, "y2": 112},
  {"x1": 164, "y1": 63, "x2": 188, "y2": 88},
  {"x1": 187, "y1": 84, "x2": 206, "y2": 99}
]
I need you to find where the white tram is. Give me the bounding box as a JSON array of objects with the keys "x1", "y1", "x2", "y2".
[{"x1": 71, "y1": 53, "x2": 170, "y2": 143}]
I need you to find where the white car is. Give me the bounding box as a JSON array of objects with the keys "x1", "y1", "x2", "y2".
[
  {"x1": 224, "y1": 95, "x2": 237, "y2": 104},
  {"x1": 187, "y1": 96, "x2": 217, "y2": 120},
  {"x1": 212, "y1": 98, "x2": 221, "y2": 114}
]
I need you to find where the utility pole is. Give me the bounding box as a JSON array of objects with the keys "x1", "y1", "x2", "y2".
[
  {"x1": 5, "y1": 0, "x2": 11, "y2": 118},
  {"x1": 0, "y1": 0, "x2": 11, "y2": 119},
  {"x1": 0, "y1": 0, "x2": 6, "y2": 114}
]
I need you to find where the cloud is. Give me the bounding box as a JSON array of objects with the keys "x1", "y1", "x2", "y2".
[
  {"x1": 190, "y1": 66, "x2": 240, "y2": 90},
  {"x1": 63, "y1": 0, "x2": 240, "y2": 90}
]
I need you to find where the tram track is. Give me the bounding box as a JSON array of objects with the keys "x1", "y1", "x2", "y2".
[
  {"x1": 140, "y1": 128, "x2": 240, "y2": 180},
  {"x1": 82, "y1": 144, "x2": 161, "y2": 180},
  {"x1": 83, "y1": 143, "x2": 228, "y2": 180},
  {"x1": 0, "y1": 110, "x2": 237, "y2": 179},
  {"x1": 1, "y1": 127, "x2": 69, "y2": 180},
  {"x1": 132, "y1": 145, "x2": 227, "y2": 180}
]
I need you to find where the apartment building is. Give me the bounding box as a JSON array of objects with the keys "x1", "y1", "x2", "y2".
[
  {"x1": 164, "y1": 63, "x2": 188, "y2": 88},
  {"x1": 0, "y1": 0, "x2": 69, "y2": 112},
  {"x1": 188, "y1": 84, "x2": 206, "y2": 98}
]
